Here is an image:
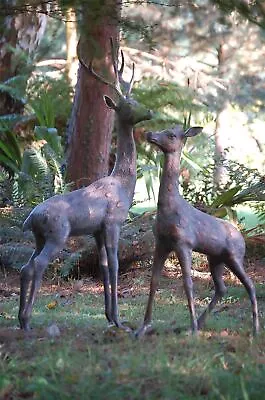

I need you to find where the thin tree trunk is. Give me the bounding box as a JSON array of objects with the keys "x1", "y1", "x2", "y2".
[
  {"x1": 65, "y1": 7, "x2": 78, "y2": 87},
  {"x1": 213, "y1": 102, "x2": 229, "y2": 188},
  {"x1": 66, "y1": 1, "x2": 121, "y2": 188},
  {"x1": 213, "y1": 42, "x2": 229, "y2": 189}
]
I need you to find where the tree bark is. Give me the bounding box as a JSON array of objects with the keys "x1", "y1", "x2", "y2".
[
  {"x1": 66, "y1": 1, "x2": 121, "y2": 188},
  {"x1": 0, "y1": 1, "x2": 47, "y2": 115}
]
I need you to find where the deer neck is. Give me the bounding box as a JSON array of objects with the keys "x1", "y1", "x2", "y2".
[
  {"x1": 158, "y1": 152, "x2": 182, "y2": 208},
  {"x1": 111, "y1": 121, "x2": 136, "y2": 197}
]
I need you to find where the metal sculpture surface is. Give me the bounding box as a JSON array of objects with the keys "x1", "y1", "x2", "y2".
[
  {"x1": 136, "y1": 125, "x2": 259, "y2": 337},
  {"x1": 19, "y1": 41, "x2": 152, "y2": 331}
]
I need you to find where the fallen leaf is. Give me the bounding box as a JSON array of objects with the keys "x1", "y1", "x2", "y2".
[{"x1": 46, "y1": 300, "x2": 58, "y2": 310}]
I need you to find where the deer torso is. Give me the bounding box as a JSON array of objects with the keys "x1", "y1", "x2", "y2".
[
  {"x1": 155, "y1": 153, "x2": 245, "y2": 259},
  {"x1": 25, "y1": 123, "x2": 137, "y2": 240}
]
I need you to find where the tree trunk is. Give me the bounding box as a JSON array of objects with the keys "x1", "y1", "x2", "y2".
[
  {"x1": 213, "y1": 42, "x2": 229, "y2": 190},
  {"x1": 66, "y1": 1, "x2": 121, "y2": 188},
  {"x1": 65, "y1": 7, "x2": 78, "y2": 87},
  {"x1": 213, "y1": 102, "x2": 229, "y2": 189},
  {"x1": 0, "y1": 1, "x2": 47, "y2": 115}
]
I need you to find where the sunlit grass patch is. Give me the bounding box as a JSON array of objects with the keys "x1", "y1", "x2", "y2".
[{"x1": 1, "y1": 274, "x2": 265, "y2": 400}]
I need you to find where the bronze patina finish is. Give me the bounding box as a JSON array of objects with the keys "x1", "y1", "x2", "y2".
[
  {"x1": 136, "y1": 125, "x2": 259, "y2": 337},
  {"x1": 18, "y1": 41, "x2": 152, "y2": 331}
]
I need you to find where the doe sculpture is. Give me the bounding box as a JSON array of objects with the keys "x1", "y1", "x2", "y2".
[
  {"x1": 18, "y1": 41, "x2": 152, "y2": 331},
  {"x1": 136, "y1": 125, "x2": 259, "y2": 337}
]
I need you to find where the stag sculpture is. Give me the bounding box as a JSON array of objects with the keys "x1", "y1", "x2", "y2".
[
  {"x1": 136, "y1": 125, "x2": 259, "y2": 337},
  {"x1": 18, "y1": 40, "x2": 152, "y2": 331}
]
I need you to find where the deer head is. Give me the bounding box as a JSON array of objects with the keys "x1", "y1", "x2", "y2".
[{"x1": 146, "y1": 125, "x2": 203, "y2": 153}]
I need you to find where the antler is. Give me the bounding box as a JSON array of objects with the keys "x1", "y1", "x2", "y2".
[
  {"x1": 127, "y1": 61, "x2": 135, "y2": 97},
  {"x1": 77, "y1": 38, "x2": 135, "y2": 98},
  {"x1": 76, "y1": 39, "x2": 122, "y2": 98},
  {"x1": 109, "y1": 37, "x2": 135, "y2": 97},
  {"x1": 110, "y1": 37, "x2": 121, "y2": 94},
  {"x1": 118, "y1": 49, "x2": 135, "y2": 97}
]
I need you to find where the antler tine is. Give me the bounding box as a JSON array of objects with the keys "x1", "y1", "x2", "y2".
[
  {"x1": 119, "y1": 49, "x2": 125, "y2": 76},
  {"x1": 117, "y1": 49, "x2": 130, "y2": 95},
  {"x1": 88, "y1": 61, "x2": 121, "y2": 95},
  {"x1": 77, "y1": 38, "x2": 122, "y2": 97},
  {"x1": 126, "y1": 62, "x2": 135, "y2": 97},
  {"x1": 109, "y1": 39, "x2": 135, "y2": 97},
  {"x1": 110, "y1": 37, "x2": 122, "y2": 93}
]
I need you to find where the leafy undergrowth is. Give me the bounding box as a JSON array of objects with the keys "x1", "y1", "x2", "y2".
[{"x1": 1, "y1": 258, "x2": 265, "y2": 400}]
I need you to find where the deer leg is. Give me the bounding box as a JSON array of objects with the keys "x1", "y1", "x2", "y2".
[
  {"x1": 135, "y1": 242, "x2": 169, "y2": 338},
  {"x1": 19, "y1": 240, "x2": 64, "y2": 331},
  {"x1": 177, "y1": 246, "x2": 198, "y2": 334},
  {"x1": 197, "y1": 257, "x2": 227, "y2": 330},
  {"x1": 104, "y1": 225, "x2": 127, "y2": 329},
  {"x1": 94, "y1": 232, "x2": 112, "y2": 323},
  {"x1": 19, "y1": 235, "x2": 45, "y2": 330},
  {"x1": 19, "y1": 251, "x2": 39, "y2": 330},
  {"x1": 227, "y1": 257, "x2": 259, "y2": 336}
]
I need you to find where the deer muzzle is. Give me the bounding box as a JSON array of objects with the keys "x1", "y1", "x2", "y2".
[{"x1": 146, "y1": 131, "x2": 159, "y2": 145}]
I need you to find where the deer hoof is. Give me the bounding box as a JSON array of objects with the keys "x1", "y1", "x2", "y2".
[
  {"x1": 109, "y1": 320, "x2": 132, "y2": 333},
  {"x1": 134, "y1": 324, "x2": 152, "y2": 339},
  {"x1": 117, "y1": 322, "x2": 132, "y2": 333}
]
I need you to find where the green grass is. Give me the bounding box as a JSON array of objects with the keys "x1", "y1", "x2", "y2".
[{"x1": 1, "y1": 276, "x2": 265, "y2": 400}]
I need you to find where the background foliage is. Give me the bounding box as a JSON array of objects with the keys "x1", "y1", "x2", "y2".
[{"x1": 0, "y1": 0, "x2": 265, "y2": 274}]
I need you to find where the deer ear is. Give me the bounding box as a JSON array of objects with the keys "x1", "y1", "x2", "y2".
[
  {"x1": 184, "y1": 126, "x2": 203, "y2": 137},
  {"x1": 103, "y1": 95, "x2": 118, "y2": 110}
]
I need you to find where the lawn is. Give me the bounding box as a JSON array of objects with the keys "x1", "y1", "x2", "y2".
[{"x1": 1, "y1": 257, "x2": 265, "y2": 400}]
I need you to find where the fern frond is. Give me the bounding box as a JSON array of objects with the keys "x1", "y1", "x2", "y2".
[
  {"x1": 3, "y1": 75, "x2": 29, "y2": 87},
  {"x1": 252, "y1": 202, "x2": 265, "y2": 223},
  {"x1": 0, "y1": 225, "x2": 25, "y2": 244},
  {"x1": 0, "y1": 83, "x2": 26, "y2": 104},
  {"x1": 12, "y1": 179, "x2": 25, "y2": 206},
  {"x1": 0, "y1": 243, "x2": 33, "y2": 270},
  {"x1": 34, "y1": 126, "x2": 62, "y2": 158},
  {"x1": 22, "y1": 147, "x2": 50, "y2": 179},
  {"x1": 0, "y1": 114, "x2": 24, "y2": 126},
  {"x1": 233, "y1": 181, "x2": 265, "y2": 203}
]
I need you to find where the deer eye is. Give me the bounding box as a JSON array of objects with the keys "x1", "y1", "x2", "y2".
[{"x1": 168, "y1": 133, "x2": 176, "y2": 139}]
